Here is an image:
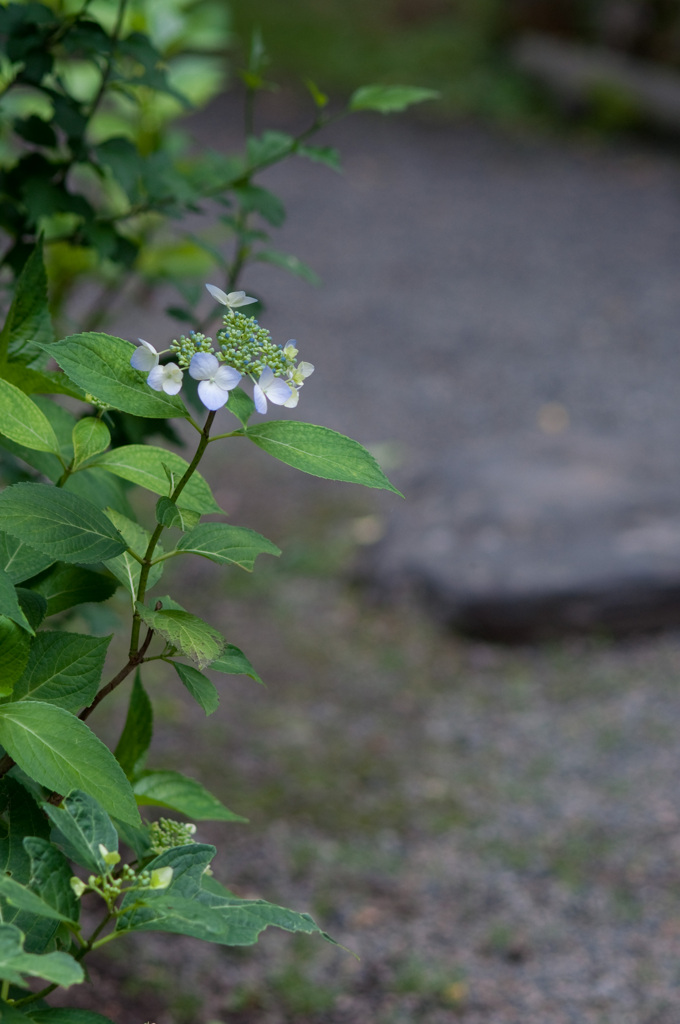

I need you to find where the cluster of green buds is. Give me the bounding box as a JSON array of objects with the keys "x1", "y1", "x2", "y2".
[
  {"x1": 70, "y1": 845, "x2": 173, "y2": 911},
  {"x1": 149, "y1": 817, "x2": 197, "y2": 854}
]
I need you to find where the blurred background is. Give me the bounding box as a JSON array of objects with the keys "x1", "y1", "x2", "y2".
[{"x1": 50, "y1": 2, "x2": 680, "y2": 1022}]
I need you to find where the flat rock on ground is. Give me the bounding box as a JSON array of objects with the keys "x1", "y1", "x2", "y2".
[{"x1": 117, "y1": 100, "x2": 680, "y2": 639}]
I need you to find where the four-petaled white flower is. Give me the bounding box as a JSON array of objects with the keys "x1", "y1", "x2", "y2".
[
  {"x1": 206, "y1": 283, "x2": 257, "y2": 310},
  {"x1": 288, "y1": 360, "x2": 315, "y2": 387},
  {"x1": 147, "y1": 362, "x2": 184, "y2": 395},
  {"x1": 130, "y1": 338, "x2": 159, "y2": 371},
  {"x1": 253, "y1": 366, "x2": 298, "y2": 414},
  {"x1": 189, "y1": 352, "x2": 241, "y2": 410}
]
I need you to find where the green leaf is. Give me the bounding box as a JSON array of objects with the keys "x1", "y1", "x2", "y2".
[
  {"x1": 0, "y1": 619, "x2": 31, "y2": 696},
  {"x1": 0, "y1": 534, "x2": 54, "y2": 585},
  {"x1": 0, "y1": 923, "x2": 83, "y2": 988},
  {"x1": 42, "y1": 791, "x2": 118, "y2": 876},
  {"x1": 0, "y1": 364, "x2": 83, "y2": 400},
  {"x1": 0, "y1": 381, "x2": 61, "y2": 455},
  {"x1": 0, "y1": 703, "x2": 140, "y2": 827},
  {"x1": 246, "y1": 421, "x2": 402, "y2": 493},
  {"x1": 29, "y1": 1011, "x2": 116, "y2": 1024},
  {"x1": 136, "y1": 602, "x2": 224, "y2": 669},
  {"x1": 48, "y1": 334, "x2": 189, "y2": 419},
  {"x1": 0, "y1": 239, "x2": 54, "y2": 369},
  {"x1": 175, "y1": 523, "x2": 280, "y2": 572},
  {"x1": 0, "y1": 483, "x2": 128, "y2": 564},
  {"x1": 28, "y1": 563, "x2": 118, "y2": 617},
  {"x1": 71, "y1": 418, "x2": 110, "y2": 468},
  {"x1": 114, "y1": 671, "x2": 152, "y2": 779},
  {"x1": 225, "y1": 386, "x2": 255, "y2": 426},
  {"x1": 0, "y1": 875, "x2": 76, "y2": 925},
  {"x1": 117, "y1": 845, "x2": 329, "y2": 946},
  {"x1": 246, "y1": 130, "x2": 293, "y2": 167},
  {"x1": 254, "y1": 248, "x2": 321, "y2": 286},
  {"x1": 23, "y1": 836, "x2": 79, "y2": 925},
  {"x1": 155, "y1": 497, "x2": 200, "y2": 532},
  {"x1": 233, "y1": 183, "x2": 285, "y2": 227},
  {"x1": 349, "y1": 84, "x2": 440, "y2": 113},
  {"x1": 305, "y1": 78, "x2": 328, "y2": 108},
  {"x1": 15, "y1": 590, "x2": 46, "y2": 633},
  {"x1": 296, "y1": 144, "x2": 341, "y2": 172},
  {"x1": 10, "y1": 632, "x2": 111, "y2": 712},
  {"x1": 172, "y1": 662, "x2": 219, "y2": 715},
  {"x1": 0, "y1": 568, "x2": 33, "y2": 634},
  {"x1": 92, "y1": 446, "x2": 222, "y2": 514},
  {"x1": 64, "y1": 467, "x2": 133, "y2": 519},
  {"x1": 209, "y1": 644, "x2": 262, "y2": 685},
  {"x1": 132, "y1": 771, "x2": 245, "y2": 822},
  {"x1": 103, "y1": 509, "x2": 163, "y2": 601}
]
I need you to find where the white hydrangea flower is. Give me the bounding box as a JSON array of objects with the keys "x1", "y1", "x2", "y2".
[
  {"x1": 147, "y1": 362, "x2": 184, "y2": 395},
  {"x1": 253, "y1": 366, "x2": 298, "y2": 414},
  {"x1": 189, "y1": 352, "x2": 241, "y2": 410},
  {"x1": 130, "y1": 338, "x2": 159, "y2": 371},
  {"x1": 205, "y1": 283, "x2": 257, "y2": 310},
  {"x1": 288, "y1": 360, "x2": 315, "y2": 387}
]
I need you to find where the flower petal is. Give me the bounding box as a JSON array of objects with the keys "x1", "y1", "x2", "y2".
[
  {"x1": 265, "y1": 377, "x2": 297, "y2": 407},
  {"x1": 198, "y1": 379, "x2": 231, "y2": 410},
  {"x1": 206, "y1": 283, "x2": 229, "y2": 305},
  {"x1": 298, "y1": 361, "x2": 314, "y2": 379},
  {"x1": 147, "y1": 365, "x2": 167, "y2": 391},
  {"x1": 160, "y1": 364, "x2": 183, "y2": 395},
  {"x1": 283, "y1": 388, "x2": 300, "y2": 409},
  {"x1": 189, "y1": 352, "x2": 220, "y2": 380},
  {"x1": 253, "y1": 383, "x2": 267, "y2": 414},
  {"x1": 213, "y1": 364, "x2": 242, "y2": 390},
  {"x1": 227, "y1": 291, "x2": 257, "y2": 307},
  {"x1": 130, "y1": 339, "x2": 159, "y2": 371}
]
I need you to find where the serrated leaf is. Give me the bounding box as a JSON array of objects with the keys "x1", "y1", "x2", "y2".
[
  {"x1": 114, "y1": 671, "x2": 152, "y2": 778},
  {"x1": 0, "y1": 923, "x2": 83, "y2": 988},
  {"x1": 132, "y1": 771, "x2": 245, "y2": 822},
  {"x1": 0, "y1": 874, "x2": 76, "y2": 925},
  {"x1": 43, "y1": 791, "x2": 118, "y2": 875},
  {"x1": 92, "y1": 445, "x2": 222, "y2": 514},
  {"x1": 349, "y1": 84, "x2": 440, "y2": 113},
  {"x1": 209, "y1": 644, "x2": 262, "y2": 684},
  {"x1": 0, "y1": 777, "x2": 54, "y2": 953},
  {"x1": 117, "y1": 845, "x2": 329, "y2": 946},
  {"x1": 0, "y1": 483, "x2": 128, "y2": 563},
  {"x1": 64, "y1": 466, "x2": 133, "y2": 518},
  {"x1": 29, "y1": 1011, "x2": 116, "y2": 1024},
  {"x1": 225, "y1": 386, "x2": 255, "y2": 426},
  {"x1": 0, "y1": 240, "x2": 54, "y2": 368},
  {"x1": 296, "y1": 144, "x2": 341, "y2": 172},
  {"x1": 0, "y1": 363, "x2": 83, "y2": 400},
  {"x1": 136, "y1": 602, "x2": 224, "y2": 668},
  {"x1": 28, "y1": 563, "x2": 118, "y2": 617},
  {"x1": 48, "y1": 334, "x2": 188, "y2": 419},
  {"x1": 254, "y1": 248, "x2": 321, "y2": 286},
  {"x1": 71, "y1": 417, "x2": 110, "y2": 468},
  {"x1": 103, "y1": 509, "x2": 163, "y2": 602},
  {"x1": 245, "y1": 421, "x2": 402, "y2": 493},
  {"x1": 155, "y1": 497, "x2": 200, "y2": 532},
  {"x1": 10, "y1": 632, "x2": 111, "y2": 711},
  {"x1": 0, "y1": 534, "x2": 54, "y2": 585},
  {"x1": 15, "y1": 589, "x2": 46, "y2": 632},
  {"x1": 0, "y1": 380, "x2": 61, "y2": 455},
  {"x1": 0, "y1": 567, "x2": 33, "y2": 633},
  {"x1": 172, "y1": 662, "x2": 219, "y2": 715},
  {"x1": 174, "y1": 523, "x2": 280, "y2": 572},
  {"x1": 0, "y1": 618, "x2": 31, "y2": 696},
  {"x1": 0, "y1": 704, "x2": 140, "y2": 826},
  {"x1": 24, "y1": 836, "x2": 79, "y2": 925}
]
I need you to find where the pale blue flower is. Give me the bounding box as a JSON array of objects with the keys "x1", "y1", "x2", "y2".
[
  {"x1": 189, "y1": 352, "x2": 241, "y2": 410},
  {"x1": 253, "y1": 367, "x2": 298, "y2": 414}
]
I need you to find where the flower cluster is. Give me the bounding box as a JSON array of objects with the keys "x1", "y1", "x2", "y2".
[{"x1": 130, "y1": 284, "x2": 314, "y2": 414}]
